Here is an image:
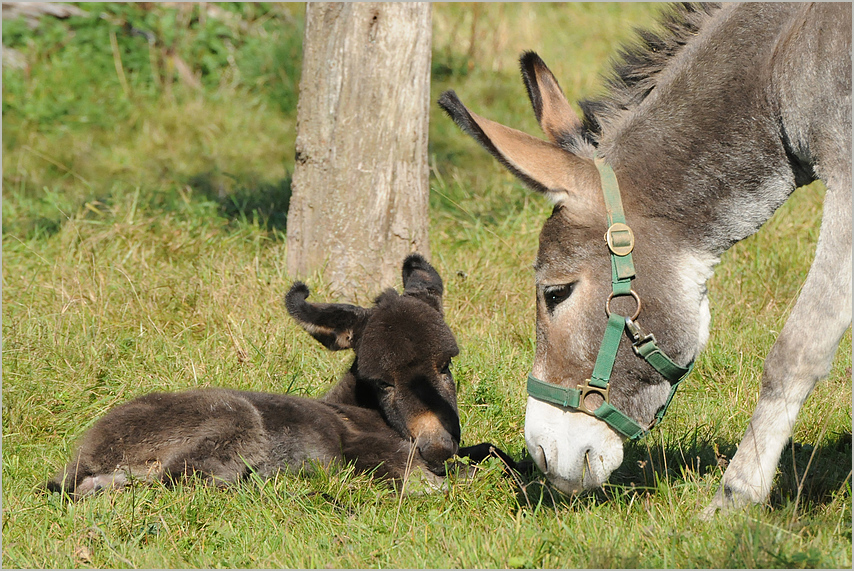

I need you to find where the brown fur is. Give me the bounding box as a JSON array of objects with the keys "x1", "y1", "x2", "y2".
[{"x1": 47, "y1": 254, "x2": 514, "y2": 499}]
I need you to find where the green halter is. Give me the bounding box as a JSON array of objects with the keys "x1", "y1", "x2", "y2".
[{"x1": 526, "y1": 155, "x2": 694, "y2": 440}]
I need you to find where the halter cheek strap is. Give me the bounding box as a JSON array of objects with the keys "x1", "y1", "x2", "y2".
[{"x1": 526, "y1": 155, "x2": 694, "y2": 441}]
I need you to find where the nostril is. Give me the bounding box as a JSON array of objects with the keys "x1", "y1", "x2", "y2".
[
  {"x1": 535, "y1": 445, "x2": 548, "y2": 472},
  {"x1": 416, "y1": 434, "x2": 457, "y2": 470}
]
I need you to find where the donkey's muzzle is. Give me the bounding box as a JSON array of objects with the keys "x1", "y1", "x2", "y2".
[{"x1": 416, "y1": 431, "x2": 459, "y2": 475}]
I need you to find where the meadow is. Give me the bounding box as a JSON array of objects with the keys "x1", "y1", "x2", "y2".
[{"x1": 2, "y1": 3, "x2": 851, "y2": 568}]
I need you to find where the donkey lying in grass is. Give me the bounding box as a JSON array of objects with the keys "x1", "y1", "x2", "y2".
[{"x1": 48, "y1": 254, "x2": 513, "y2": 499}]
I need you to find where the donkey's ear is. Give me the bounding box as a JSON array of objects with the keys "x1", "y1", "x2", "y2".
[
  {"x1": 400, "y1": 253, "x2": 444, "y2": 313},
  {"x1": 520, "y1": 51, "x2": 583, "y2": 145},
  {"x1": 285, "y1": 282, "x2": 370, "y2": 351},
  {"x1": 438, "y1": 90, "x2": 599, "y2": 207}
]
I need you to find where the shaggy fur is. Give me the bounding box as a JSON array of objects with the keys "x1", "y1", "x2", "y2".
[
  {"x1": 576, "y1": 2, "x2": 721, "y2": 146},
  {"x1": 47, "y1": 254, "x2": 514, "y2": 499}
]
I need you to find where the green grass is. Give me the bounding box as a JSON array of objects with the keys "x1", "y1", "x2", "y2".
[{"x1": 3, "y1": 3, "x2": 851, "y2": 568}]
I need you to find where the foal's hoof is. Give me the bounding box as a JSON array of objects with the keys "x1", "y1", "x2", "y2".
[{"x1": 399, "y1": 466, "x2": 448, "y2": 496}]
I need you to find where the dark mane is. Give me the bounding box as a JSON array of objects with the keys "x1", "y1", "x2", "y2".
[{"x1": 577, "y1": 2, "x2": 721, "y2": 145}]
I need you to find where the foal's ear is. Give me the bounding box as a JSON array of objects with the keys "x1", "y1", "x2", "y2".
[
  {"x1": 520, "y1": 51, "x2": 583, "y2": 145},
  {"x1": 285, "y1": 283, "x2": 370, "y2": 351},
  {"x1": 401, "y1": 253, "x2": 444, "y2": 314},
  {"x1": 437, "y1": 90, "x2": 599, "y2": 208}
]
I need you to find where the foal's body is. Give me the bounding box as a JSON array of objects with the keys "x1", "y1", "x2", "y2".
[
  {"x1": 55, "y1": 388, "x2": 437, "y2": 497},
  {"x1": 48, "y1": 255, "x2": 509, "y2": 499}
]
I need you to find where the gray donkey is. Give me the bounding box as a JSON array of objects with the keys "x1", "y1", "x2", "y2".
[
  {"x1": 47, "y1": 254, "x2": 513, "y2": 499},
  {"x1": 439, "y1": 2, "x2": 850, "y2": 515}
]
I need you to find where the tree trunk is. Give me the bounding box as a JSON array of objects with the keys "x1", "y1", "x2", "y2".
[{"x1": 287, "y1": 2, "x2": 432, "y2": 303}]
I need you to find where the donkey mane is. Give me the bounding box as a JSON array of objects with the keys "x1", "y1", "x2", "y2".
[{"x1": 574, "y1": 2, "x2": 721, "y2": 146}]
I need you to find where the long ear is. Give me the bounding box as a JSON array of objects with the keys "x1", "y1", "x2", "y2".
[
  {"x1": 520, "y1": 51, "x2": 583, "y2": 145},
  {"x1": 400, "y1": 253, "x2": 444, "y2": 314},
  {"x1": 437, "y1": 90, "x2": 598, "y2": 206},
  {"x1": 285, "y1": 282, "x2": 370, "y2": 351}
]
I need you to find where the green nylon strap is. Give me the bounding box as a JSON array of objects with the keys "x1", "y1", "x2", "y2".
[
  {"x1": 634, "y1": 336, "x2": 693, "y2": 382},
  {"x1": 527, "y1": 374, "x2": 581, "y2": 409},
  {"x1": 652, "y1": 363, "x2": 693, "y2": 426},
  {"x1": 590, "y1": 313, "x2": 626, "y2": 389},
  {"x1": 527, "y1": 374, "x2": 649, "y2": 440},
  {"x1": 594, "y1": 402, "x2": 646, "y2": 440},
  {"x1": 595, "y1": 157, "x2": 635, "y2": 290},
  {"x1": 527, "y1": 327, "x2": 694, "y2": 440}
]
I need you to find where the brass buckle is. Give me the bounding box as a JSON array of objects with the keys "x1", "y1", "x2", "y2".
[
  {"x1": 576, "y1": 378, "x2": 609, "y2": 415},
  {"x1": 605, "y1": 222, "x2": 634, "y2": 256}
]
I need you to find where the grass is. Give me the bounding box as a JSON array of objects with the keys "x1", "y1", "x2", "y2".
[{"x1": 3, "y1": 3, "x2": 851, "y2": 568}]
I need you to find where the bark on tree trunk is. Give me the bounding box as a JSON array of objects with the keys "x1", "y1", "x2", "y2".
[{"x1": 286, "y1": 2, "x2": 432, "y2": 302}]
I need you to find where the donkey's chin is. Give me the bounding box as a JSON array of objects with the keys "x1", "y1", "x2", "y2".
[{"x1": 524, "y1": 397, "x2": 625, "y2": 494}]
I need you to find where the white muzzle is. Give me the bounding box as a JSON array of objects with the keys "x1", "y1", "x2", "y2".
[{"x1": 524, "y1": 396, "x2": 625, "y2": 494}]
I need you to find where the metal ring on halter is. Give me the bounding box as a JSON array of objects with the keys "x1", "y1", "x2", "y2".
[{"x1": 606, "y1": 289, "x2": 641, "y2": 321}]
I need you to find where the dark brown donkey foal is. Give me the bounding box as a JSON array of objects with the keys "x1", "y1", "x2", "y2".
[{"x1": 48, "y1": 254, "x2": 512, "y2": 499}]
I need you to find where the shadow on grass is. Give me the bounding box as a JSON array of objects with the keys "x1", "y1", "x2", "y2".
[
  {"x1": 2, "y1": 171, "x2": 294, "y2": 241},
  {"x1": 509, "y1": 430, "x2": 852, "y2": 512},
  {"x1": 187, "y1": 170, "x2": 292, "y2": 233}
]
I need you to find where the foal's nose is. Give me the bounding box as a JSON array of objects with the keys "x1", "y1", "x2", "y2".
[{"x1": 415, "y1": 431, "x2": 459, "y2": 474}]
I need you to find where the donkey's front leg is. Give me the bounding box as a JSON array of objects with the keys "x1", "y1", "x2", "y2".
[{"x1": 704, "y1": 185, "x2": 852, "y2": 516}]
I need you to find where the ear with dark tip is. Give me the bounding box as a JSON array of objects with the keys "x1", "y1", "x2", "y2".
[
  {"x1": 401, "y1": 253, "x2": 444, "y2": 313},
  {"x1": 438, "y1": 90, "x2": 598, "y2": 208},
  {"x1": 520, "y1": 51, "x2": 583, "y2": 144},
  {"x1": 285, "y1": 282, "x2": 371, "y2": 351}
]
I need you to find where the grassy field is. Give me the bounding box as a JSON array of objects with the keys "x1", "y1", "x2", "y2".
[{"x1": 3, "y1": 3, "x2": 851, "y2": 568}]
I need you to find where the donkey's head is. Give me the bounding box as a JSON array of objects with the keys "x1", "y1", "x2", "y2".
[
  {"x1": 439, "y1": 53, "x2": 708, "y2": 494},
  {"x1": 286, "y1": 254, "x2": 462, "y2": 475}
]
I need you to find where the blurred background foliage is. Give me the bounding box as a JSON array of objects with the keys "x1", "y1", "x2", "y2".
[{"x1": 2, "y1": 2, "x2": 663, "y2": 238}]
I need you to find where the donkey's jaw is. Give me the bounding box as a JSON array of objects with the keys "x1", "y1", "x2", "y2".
[
  {"x1": 676, "y1": 249, "x2": 719, "y2": 353},
  {"x1": 524, "y1": 397, "x2": 624, "y2": 493}
]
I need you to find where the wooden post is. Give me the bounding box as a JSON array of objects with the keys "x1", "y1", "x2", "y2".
[{"x1": 287, "y1": 2, "x2": 432, "y2": 302}]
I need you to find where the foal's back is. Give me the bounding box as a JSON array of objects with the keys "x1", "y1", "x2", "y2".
[{"x1": 47, "y1": 388, "x2": 411, "y2": 498}]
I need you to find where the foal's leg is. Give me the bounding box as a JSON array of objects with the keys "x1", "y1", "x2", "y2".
[
  {"x1": 457, "y1": 442, "x2": 525, "y2": 476},
  {"x1": 705, "y1": 179, "x2": 852, "y2": 515}
]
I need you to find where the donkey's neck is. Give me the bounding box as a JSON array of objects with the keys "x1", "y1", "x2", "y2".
[
  {"x1": 599, "y1": 2, "x2": 811, "y2": 255},
  {"x1": 321, "y1": 363, "x2": 381, "y2": 410}
]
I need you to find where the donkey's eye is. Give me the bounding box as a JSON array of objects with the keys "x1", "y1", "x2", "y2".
[{"x1": 544, "y1": 283, "x2": 575, "y2": 313}]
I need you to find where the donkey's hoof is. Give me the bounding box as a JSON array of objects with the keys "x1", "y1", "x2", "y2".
[
  {"x1": 699, "y1": 502, "x2": 720, "y2": 521},
  {"x1": 701, "y1": 483, "x2": 757, "y2": 520}
]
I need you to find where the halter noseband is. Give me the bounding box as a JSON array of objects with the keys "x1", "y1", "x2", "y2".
[{"x1": 526, "y1": 155, "x2": 694, "y2": 440}]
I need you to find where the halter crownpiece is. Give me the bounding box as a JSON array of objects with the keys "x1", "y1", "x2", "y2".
[{"x1": 526, "y1": 154, "x2": 693, "y2": 440}]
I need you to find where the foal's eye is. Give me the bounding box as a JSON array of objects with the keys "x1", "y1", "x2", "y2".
[
  {"x1": 544, "y1": 283, "x2": 575, "y2": 313},
  {"x1": 376, "y1": 380, "x2": 394, "y2": 391}
]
